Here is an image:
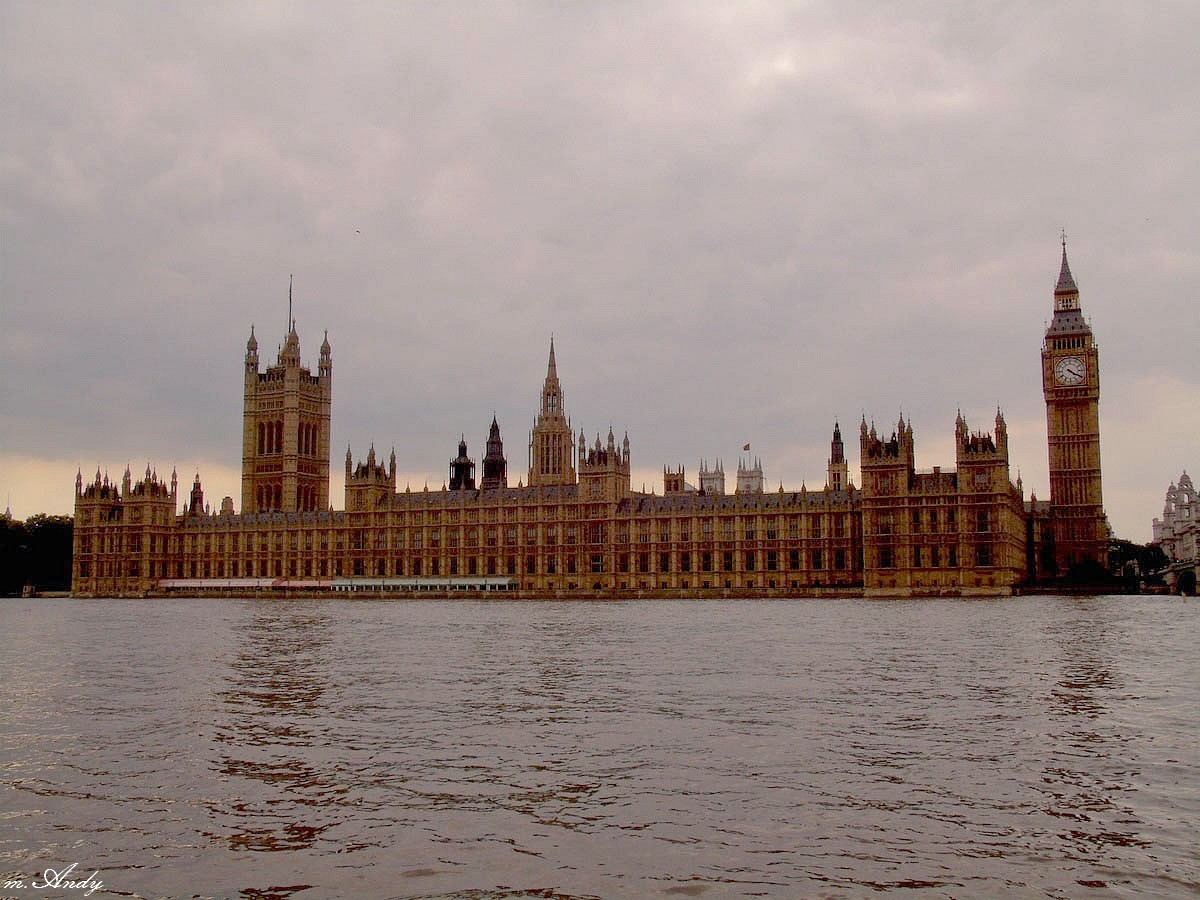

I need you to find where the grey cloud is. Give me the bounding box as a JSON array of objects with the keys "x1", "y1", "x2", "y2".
[{"x1": 1, "y1": 2, "x2": 1197, "y2": 539}]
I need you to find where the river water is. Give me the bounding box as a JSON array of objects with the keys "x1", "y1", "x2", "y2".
[{"x1": 0, "y1": 596, "x2": 1196, "y2": 898}]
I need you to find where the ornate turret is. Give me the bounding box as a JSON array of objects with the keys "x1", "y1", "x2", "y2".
[
  {"x1": 319, "y1": 330, "x2": 332, "y2": 378},
  {"x1": 862, "y1": 413, "x2": 915, "y2": 468},
  {"x1": 344, "y1": 442, "x2": 396, "y2": 512},
  {"x1": 187, "y1": 473, "x2": 205, "y2": 516},
  {"x1": 663, "y1": 465, "x2": 686, "y2": 495},
  {"x1": 955, "y1": 411, "x2": 1005, "y2": 458},
  {"x1": 480, "y1": 416, "x2": 507, "y2": 490},
  {"x1": 245, "y1": 325, "x2": 259, "y2": 377},
  {"x1": 698, "y1": 459, "x2": 725, "y2": 495},
  {"x1": 578, "y1": 424, "x2": 631, "y2": 501},
  {"x1": 830, "y1": 422, "x2": 844, "y2": 464},
  {"x1": 736, "y1": 456, "x2": 764, "y2": 495},
  {"x1": 280, "y1": 322, "x2": 301, "y2": 368},
  {"x1": 449, "y1": 437, "x2": 476, "y2": 491},
  {"x1": 827, "y1": 421, "x2": 849, "y2": 492}
]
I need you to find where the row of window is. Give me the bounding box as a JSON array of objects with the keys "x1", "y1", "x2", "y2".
[
  {"x1": 82, "y1": 546, "x2": 864, "y2": 582},
  {"x1": 255, "y1": 420, "x2": 321, "y2": 456},
  {"x1": 876, "y1": 544, "x2": 996, "y2": 569},
  {"x1": 873, "y1": 509, "x2": 998, "y2": 534},
  {"x1": 164, "y1": 522, "x2": 863, "y2": 555}
]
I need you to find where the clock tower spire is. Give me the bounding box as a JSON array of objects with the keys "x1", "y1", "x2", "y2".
[{"x1": 1041, "y1": 237, "x2": 1107, "y2": 577}]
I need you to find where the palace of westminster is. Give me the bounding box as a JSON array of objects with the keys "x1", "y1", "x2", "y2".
[{"x1": 72, "y1": 246, "x2": 1109, "y2": 597}]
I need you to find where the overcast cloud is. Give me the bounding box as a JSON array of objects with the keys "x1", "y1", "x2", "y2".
[{"x1": 2, "y1": 2, "x2": 1197, "y2": 542}]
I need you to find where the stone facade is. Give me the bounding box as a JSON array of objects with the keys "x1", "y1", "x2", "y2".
[
  {"x1": 72, "y1": 249, "x2": 1109, "y2": 597},
  {"x1": 1042, "y1": 240, "x2": 1108, "y2": 574},
  {"x1": 1153, "y1": 472, "x2": 1197, "y2": 563},
  {"x1": 72, "y1": 465, "x2": 178, "y2": 594},
  {"x1": 240, "y1": 316, "x2": 332, "y2": 515},
  {"x1": 859, "y1": 412, "x2": 1028, "y2": 596}
]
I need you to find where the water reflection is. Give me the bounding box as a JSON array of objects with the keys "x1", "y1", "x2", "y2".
[
  {"x1": 1037, "y1": 599, "x2": 1148, "y2": 879},
  {"x1": 3, "y1": 596, "x2": 1194, "y2": 897},
  {"x1": 207, "y1": 602, "x2": 347, "y2": 853},
  {"x1": 1049, "y1": 602, "x2": 1117, "y2": 721}
]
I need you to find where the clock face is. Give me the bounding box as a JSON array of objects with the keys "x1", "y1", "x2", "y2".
[{"x1": 1055, "y1": 356, "x2": 1086, "y2": 385}]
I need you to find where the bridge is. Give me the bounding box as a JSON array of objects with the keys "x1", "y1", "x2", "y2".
[{"x1": 1163, "y1": 559, "x2": 1198, "y2": 595}]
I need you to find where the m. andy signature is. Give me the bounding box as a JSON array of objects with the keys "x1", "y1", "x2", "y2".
[{"x1": 2, "y1": 863, "x2": 104, "y2": 896}]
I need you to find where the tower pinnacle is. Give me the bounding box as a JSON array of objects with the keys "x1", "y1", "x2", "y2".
[
  {"x1": 1055, "y1": 235, "x2": 1078, "y2": 298},
  {"x1": 529, "y1": 338, "x2": 575, "y2": 486}
]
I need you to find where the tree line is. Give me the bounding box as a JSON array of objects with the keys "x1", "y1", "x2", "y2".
[{"x1": 0, "y1": 515, "x2": 73, "y2": 595}]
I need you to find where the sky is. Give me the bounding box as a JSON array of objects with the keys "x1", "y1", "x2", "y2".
[{"x1": 1, "y1": 2, "x2": 1196, "y2": 543}]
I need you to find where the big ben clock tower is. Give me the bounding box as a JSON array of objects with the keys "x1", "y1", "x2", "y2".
[{"x1": 1042, "y1": 238, "x2": 1107, "y2": 576}]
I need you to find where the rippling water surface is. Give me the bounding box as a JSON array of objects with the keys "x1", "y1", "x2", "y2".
[{"x1": 1, "y1": 596, "x2": 1197, "y2": 898}]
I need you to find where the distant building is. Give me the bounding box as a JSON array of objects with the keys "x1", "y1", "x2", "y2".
[
  {"x1": 736, "y1": 457, "x2": 764, "y2": 495},
  {"x1": 698, "y1": 460, "x2": 725, "y2": 496},
  {"x1": 1153, "y1": 472, "x2": 1197, "y2": 562},
  {"x1": 72, "y1": 246, "x2": 1109, "y2": 597}
]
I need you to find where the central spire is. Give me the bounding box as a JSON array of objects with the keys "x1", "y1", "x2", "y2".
[
  {"x1": 529, "y1": 338, "x2": 575, "y2": 486},
  {"x1": 539, "y1": 337, "x2": 564, "y2": 418}
]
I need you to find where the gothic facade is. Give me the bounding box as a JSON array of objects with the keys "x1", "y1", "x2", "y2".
[
  {"x1": 1041, "y1": 241, "x2": 1108, "y2": 575},
  {"x1": 72, "y1": 248, "x2": 1109, "y2": 597},
  {"x1": 1153, "y1": 472, "x2": 1196, "y2": 563}
]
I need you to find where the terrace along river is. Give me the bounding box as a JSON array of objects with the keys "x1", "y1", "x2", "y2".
[{"x1": 0, "y1": 595, "x2": 1196, "y2": 898}]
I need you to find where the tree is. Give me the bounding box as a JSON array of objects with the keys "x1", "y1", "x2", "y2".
[
  {"x1": 0, "y1": 514, "x2": 73, "y2": 594},
  {"x1": 0, "y1": 517, "x2": 29, "y2": 595},
  {"x1": 1108, "y1": 537, "x2": 1169, "y2": 588}
]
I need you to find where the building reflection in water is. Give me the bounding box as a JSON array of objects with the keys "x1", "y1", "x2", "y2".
[
  {"x1": 205, "y1": 602, "x2": 348, "y2": 855},
  {"x1": 1038, "y1": 599, "x2": 1148, "y2": 877},
  {"x1": 453, "y1": 614, "x2": 613, "y2": 832}
]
